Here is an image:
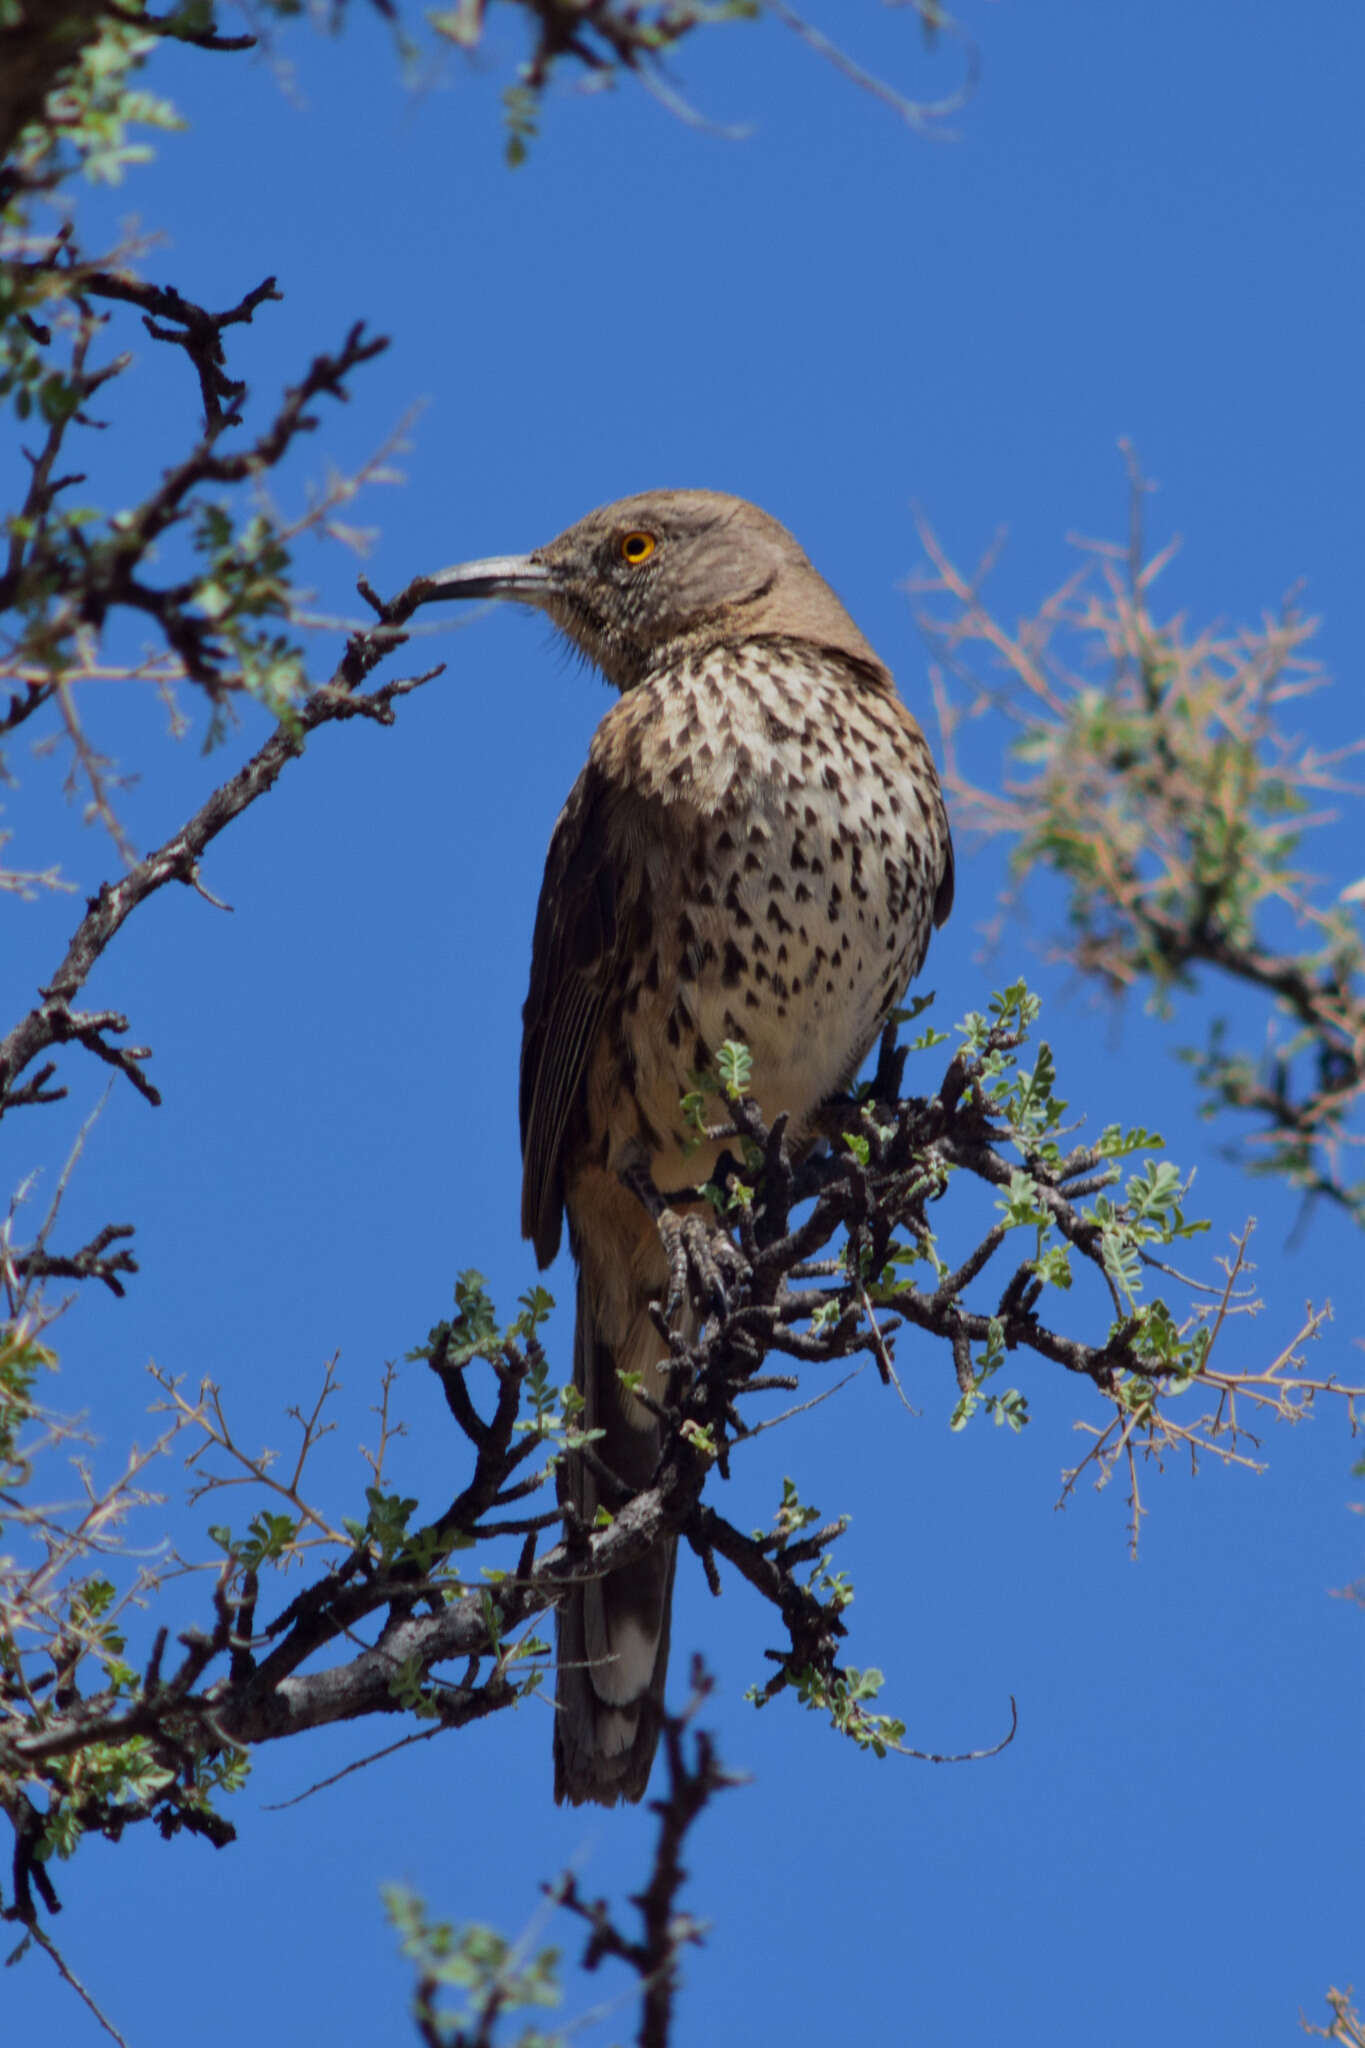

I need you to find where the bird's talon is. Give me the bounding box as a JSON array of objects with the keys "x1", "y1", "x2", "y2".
[
  {"x1": 654, "y1": 1204, "x2": 689, "y2": 1322},
  {"x1": 652, "y1": 1204, "x2": 730, "y2": 1325}
]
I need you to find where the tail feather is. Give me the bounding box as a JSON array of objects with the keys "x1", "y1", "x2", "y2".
[{"x1": 554, "y1": 1271, "x2": 676, "y2": 1807}]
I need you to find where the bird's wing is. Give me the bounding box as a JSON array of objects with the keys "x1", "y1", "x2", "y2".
[
  {"x1": 520, "y1": 763, "x2": 623, "y2": 1267},
  {"x1": 933, "y1": 816, "x2": 956, "y2": 929},
  {"x1": 874, "y1": 679, "x2": 957, "y2": 939}
]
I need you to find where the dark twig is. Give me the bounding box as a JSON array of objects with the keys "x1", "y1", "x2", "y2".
[
  {"x1": 0, "y1": 596, "x2": 444, "y2": 1122},
  {"x1": 81, "y1": 271, "x2": 281, "y2": 430},
  {"x1": 553, "y1": 1659, "x2": 739, "y2": 2048},
  {"x1": 101, "y1": 1, "x2": 255, "y2": 52},
  {"x1": 8, "y1": 1222, "x2": 137, "y2": 1298}
]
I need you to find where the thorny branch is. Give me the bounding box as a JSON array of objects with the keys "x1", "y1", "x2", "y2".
[
  {"x1": 5, "y1": 974, "x2": 1356, "y2": 1937},
  {"x1": 80, "y1": 268, "x2": 283, "y2": 431},
  {"x1": 0, "y1": 239, "x2": 465, "y2": 1133},
  {"x1": 1, "y1": 297, "x2": 387, "y2": 696},
  {"x1": 0, "y1": 608, "x2": 440, "y2": 1123},
  {"x1": 915, "y1": 458, "x2": 1365, "y2": 1226},
  {"x1": 2, "y1": 207, "x2": 408, "y2": 840}
]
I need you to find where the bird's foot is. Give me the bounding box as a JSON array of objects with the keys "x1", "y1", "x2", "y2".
[
  {"x1": 618, "y1": 1147, "x2": 732, "y2": 1325},
  {"x1": 655, "y1": 1205, "x2": 730, "y2": 1325}
]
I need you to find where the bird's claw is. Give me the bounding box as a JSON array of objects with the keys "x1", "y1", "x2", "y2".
[
  {"x1": 656, "y1": 1205, "x2": 730, "y2": 1325},
  {"x1": 618, "y1": 1147, "x2": 732, "y2": 1325}
]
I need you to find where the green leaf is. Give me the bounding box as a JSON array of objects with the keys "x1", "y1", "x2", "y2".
[{"x1": 716, "y1": 1038, "x2": 754, "y2": 1097}]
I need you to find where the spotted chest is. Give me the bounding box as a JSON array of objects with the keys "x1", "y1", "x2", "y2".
[{"x1": 586, "y1": 637, "x2": 951, "y2": 1188}]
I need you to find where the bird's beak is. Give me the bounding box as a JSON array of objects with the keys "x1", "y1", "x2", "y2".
[{"x1": 423, "y1": 554, "x2": 558, "y2": 605}]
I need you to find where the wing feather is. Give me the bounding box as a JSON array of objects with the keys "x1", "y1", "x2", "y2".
[{"x1": 519, "y1": 765, "x2": 622, "y2": 1266}]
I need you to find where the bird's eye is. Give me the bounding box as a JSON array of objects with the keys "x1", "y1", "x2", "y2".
[{"x1": 619, "y1": 531, "x2": 657, "y2": 565}]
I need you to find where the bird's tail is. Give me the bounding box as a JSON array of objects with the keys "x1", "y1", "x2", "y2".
[{"x1": 554, "y1": 1267, "x2": 676, "y2": 1807}]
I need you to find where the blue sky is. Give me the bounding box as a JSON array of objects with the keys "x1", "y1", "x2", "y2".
[{"x1": 6, "y1": 4, "x2": 1363, "y2": 2042}]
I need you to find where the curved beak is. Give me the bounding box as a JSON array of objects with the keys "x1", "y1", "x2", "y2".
[{"x1": 424, "y1": 553, "x2": 558, "y2": 605}]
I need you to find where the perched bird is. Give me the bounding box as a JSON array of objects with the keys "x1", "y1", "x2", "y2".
[{"x1": 430, "y1": 491, "x2": 954, "y2": 1806}]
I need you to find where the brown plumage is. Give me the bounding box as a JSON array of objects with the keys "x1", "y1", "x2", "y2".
[{"x1": 431, "y1": 490, "x2": 954, "y2": 1805}]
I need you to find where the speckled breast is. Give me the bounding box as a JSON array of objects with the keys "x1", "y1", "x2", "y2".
[{"x1": 593, "y1": 636, "x2": 950, "y2": 1188}]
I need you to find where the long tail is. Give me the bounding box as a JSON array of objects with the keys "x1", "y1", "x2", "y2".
[{"x1": 554, "y1": 1267, "x2": 676, "y2": 1806}]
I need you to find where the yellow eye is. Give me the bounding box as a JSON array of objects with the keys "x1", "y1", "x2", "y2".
[{"x1": 619, "y1": 530, "x2": 656, "y2": 565}]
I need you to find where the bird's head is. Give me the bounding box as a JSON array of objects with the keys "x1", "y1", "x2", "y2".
[{"x1": 426, "y1": 488, "x2": 886, "y2": 691}]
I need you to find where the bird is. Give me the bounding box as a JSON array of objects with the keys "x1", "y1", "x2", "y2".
[{"x1": 428, "y1": 490, "x2": 954, "y2": 1806}]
